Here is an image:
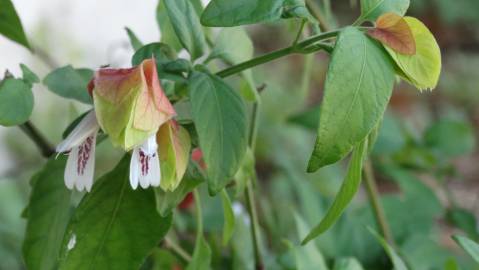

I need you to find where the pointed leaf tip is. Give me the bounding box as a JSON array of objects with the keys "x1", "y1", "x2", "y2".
[{"x1": 368, "y1": 12, "x2": 416, "y2": 55}]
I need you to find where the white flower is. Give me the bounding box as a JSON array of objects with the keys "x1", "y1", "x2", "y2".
[
  {"x1": 56, "y1": 111, "x2": 100, "y2": 192},
  {"x1": 129, "y1": 134, "x2": 161, "y2": 189}
]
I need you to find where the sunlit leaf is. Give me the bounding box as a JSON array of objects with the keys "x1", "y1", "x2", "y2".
[
  {"x1": 369, "y1": 227, "x2": 408, "y2": 270},
  {"x1": 188, "y1": 71, "x2": 248, "y2": 195},
  {"x1": 58, "y1": 156, "x2": 172, "y2": 269},
  {"x1": 307, "y1": 27, "x2": 394, "y2": 172},
  {"x1": 43, "y1": 66, "x2": 93, "y2": 104},
  {"x1": 23, "y1": 157, "x2": 72, "y2": 270},
  {"x1": 0, "y1": 0, "x2": 30, "y2": 49},
  {"x1": 0, "y1": 78, "x2": 33, "y2": 126},
  {"x1": 385, "y1": 17, "x2": 441, "y2": 91},
  {"x1": 368, "y1": 12, "x2": 415, "y2": 55},
  {"x1": 221, "y1": 190, "x2": 235, "y2": 245},
  {"x1": 453, "y1": 235, "x2": 479, "y2": 264},
  {"x1": 359, "y1": 0, "x2": 409, "y2": 22},
  {"x1": 303, "y1": 139, "x2": 367, "y2": 244}
]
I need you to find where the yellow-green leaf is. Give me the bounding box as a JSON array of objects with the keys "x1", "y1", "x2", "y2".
[{"x1": 385, "y1": 17, "x2": 441, "y2": 91}]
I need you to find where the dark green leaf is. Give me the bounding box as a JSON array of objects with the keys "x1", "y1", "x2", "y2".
[
  {"x1": 308, "y1": 27, "x2": 394, "y2": 172},
  {"x1": 359, "y1": 0, "x2": 410, "y2": 22},
  {"x1": 58, "y1": 155, "x2": 172, "y2": 269},
  {"x1": 43, "y1": 66, "x2": 93, "y2": 104},
  {"x1": 446, "y1": 208, "x2": 479, "y2": 240},
  {"x1": 221, "y1": 190, "x2": 235, "y2": 245},
  {"x1": 302, "y1": 138, "x2": 367, "y2": 244},
  {"x1": 333, "y1": 257, "x2": 364, "y2": 270},
  {"x1": 22, "y1": 156, "x2": 72, "y2": 270},
  {"x1": 424, "y1": 119, "x2": 476, "y2": 158},
  {"x1": 155, "y1": 162, "x2": 204, "y2": 217},
  {"x1": 124, "y1": 27, "x2": 143, "y2": 50},
  {"x1": 0, "y1": 0, "x2": 30, "y2": 49},
  {"x1": 164, "y1": 0, "x2": 206, "y2": 61},
  {"x1": 368, "y1": 227, "x2": 408, "y2": 270},
  {"x1": 453, "y1": 235, "x2": 479, "y2": 263},
  {"x1": 201, "y1": 0, "x2": 284, "y2": 27},
  {"x1": 188, "y1": 71, "x2": 248, "y2": 195},
  {"x1": 0, "y1": 78, "x2": 33, "y2": 126},
  {"x1": 20, "y1": 64, "x2": 40, "y2": 85}
]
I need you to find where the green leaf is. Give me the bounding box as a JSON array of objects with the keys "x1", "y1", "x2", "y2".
[
  {"x1": 155, "y1": 162, "x2": 204, "y2": 217},
  {"x1": 20, "y1": 64, "x2": 40, "y2": 85},
  {"x1": 201, "y1": 0, "x2": 284, "y2": 27},
  {"x1": 369, "y1": 227, "x2": 408, "y2": 270},
  {"x1": 58, "y1": 155, "x2": 172, "y2": 269},
  {"x1": 424, "y1": 119, "x2": 475, "y2": 158},
  {"x1": 22, "y1": 157, "x2": 72, "y2": 270},
  {"x1": 43, "y1": 66, "x2": 93, "y2": 104},
  {"x1": 302, "y1": 138, "x2": 367, "y2": 244},
  {"x1": 156, "y1": 0, "x2": 183, "y2": 52},
  {"x1": 359, "y1": 0, "x2": 410, "y2": 22},
  {"x1": 124, "y1": 27, "x2": 143, "y2": 50},
  {"x1": 446, "y1": 208, "x2": 478, "y2": 240},
  {"x1": 384, "y1": 17, "x2": 441, "y2": 91},
  {"x1": 208, "y1": 27, "x2": 259, "y2": 102},
  {"x1": 0, "y1": 0, "x2": 30, "y2": 49},
  {"x1": 164, "y1": 0, "x2": 206, "y2": 61},
  {"x1": 233, "y1": 147, "x2": 255, "y2": 197},
  {"x1": 221, "y1": 190, "x2": 235, "y2": 245},
  {"x1": 307, "y1": 27, "x2": 395, "y2": 172},
  {"x1": 282, "y1": 0, "x2": 315, "y2": 22},
  {"x1": 0, "y1": 78, "x2": 33, "y2": 126},
  {"x1": 288, "y1": 105, "x2": 321, "y2": 130},
  {"x1": 293, "y1": 214, "x2": 328, "y2": 269},
  {"x1": 186, "y1": 235, "x2": 211, "y2": 270},
  {"x1": 188, "y1": 71, "x2": 248, "y2": 195},
  {"x1": 453, "y1": 235, "x2": 479, "y2": 264},
  {"x1": 333, "y1": 258, "x2": 364, "y2": 270}
]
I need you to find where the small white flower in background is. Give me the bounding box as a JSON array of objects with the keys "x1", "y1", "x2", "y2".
[
  {"x1": 56, "y1": 110, "x2": 100, "y2": 192},
  {"x1": 129, "y1": 134, "x2": 161, "y2": 189}
]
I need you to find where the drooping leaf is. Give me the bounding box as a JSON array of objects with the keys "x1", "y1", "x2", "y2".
[
  {"x1": 302, "y1": 139, "x2": 367, "y2": 244},
  {"x1": 453, "y1": 235, "x2": 479, "y2": 264},
  {"x1": 369, "y1": 227, "x2": 408, "y2": 270},
  {"x1": 124, "y1": 27, "x2": 143, "y2": 50},
  {"x1": 164, "y1": 0, "x2": 206, "y2": 61},
  {"x1": 188, "y1": 71, "x2": 248, "y2": 195},
  {"x1": 158, "y1": 120, "x2": 191, "y2": 191},
  {"x1": 155, "y1": 162, "x2": 205, "y2": 217},
  {"x1": 43, "y1": 66, "x2": 93, "y2": 104},
  {"x1": 368, "y1": 12, "x2": 415, "y2": 55},
  {"x1": 22, "y1": 157, "x2": 72, "y2": 270},
  {"x1": 359, "y1": 0, "x2": 410, "y2": 22},
  {"x1": 385, "y1": 17, "x2": 441, "y2": 91},
  {"x1": 0, "y1": 0, "x2": 30, "y2": 49},
  {"x1": 307, "y1": 27, "x2": 395, "y2": 172},
  {"x1": 333, "y1": 258, "x2": 364, "y2": 270},
  {"x1": 0, "y1": 78, "x2": 33, "y2": 126},
  {"x1": 221, "y1": 190, "x2": 235, "y2": 245},
  {"x1": 201, "y1": 0, "x2": 284, "y2": 27},
  {"x1": 58, "y1": 156, "x2": 172, "y2": 269},
  {"x1": 20, "y1": 64, "x2": 40, "y2": 86}
]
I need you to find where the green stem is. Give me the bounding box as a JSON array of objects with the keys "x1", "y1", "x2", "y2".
[
  {"x1": 19, "y1": 121, "x2": 55, "y2": 158},
  {"x1": 216, "y1": 29, "x2": 340, "y2": 78},
  {"x1": 164, "y1": 236, "x2": 192, "y2": 263},
  {"x1": 363, "y1": 160, "x2": 395, "y2": 246},
  {"x1": 292, "y1": 19, "x2": 307, "y2": 47},
  {"x1": 193, "y1": 189, "x2": 203, "y2": 236},
  {"x1": 305, "y1": 0, "x2": 331, "y2": 31}
]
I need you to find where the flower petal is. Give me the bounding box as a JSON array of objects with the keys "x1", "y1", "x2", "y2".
[
  {"x1": 64, "y1": 132, "x2": 97, "y2": 192},
  {"x1": 57, "y1": 110, "x2": 99, "y2": 153},
  {"x1": 129, "y1": 148, "x2": 140, "y2": 190},
  {"x1": 129, "y1": 135, "x2": 161, "y2": 189}
]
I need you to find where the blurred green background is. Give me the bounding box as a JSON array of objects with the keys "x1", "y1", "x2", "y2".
[{"x1": 1, "y1": 0, "x2": 479, "y2": 269}]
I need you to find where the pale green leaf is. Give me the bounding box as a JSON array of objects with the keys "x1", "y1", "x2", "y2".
[
  {"x1": 221, "y1": 190, "x2": 235, "y2": 245},
  {"x1": 22, "y1": 157, "x2": 72, "y2": 270},
  {"x1": 453, "y1": 235, "x2": 479, "y2": 264},
  {"x1": 0, "y1": 0, "x2": 30, "y2": 49},
  {"x1": 43, "y1": 66, "x2": 93, "y2": 104},
  {"x1": 308, "y1": 27, "x2": 394, "y2": 172},
  {"x1": 188, "y1": 71, "x2": 248, "y2": 195},
  {"x1": 302, "y1": 139, "x2": 367, "y2": 244},
  {"x1": 0, "y1": 78, "x2": 33, "y2": 126},
  {"x1": 385, "y1": 17, "x2": 441, "y2": 91},
  {"x1": 164, "y1": 0, "x2": 206, "y2": 61},
  {"x1": 58, "y1": 156, "x2": 172, "y2": 269},
  {"x1": 359, "y1": 0, "x2": 410, "y2": 22},
  {"x1": 369, "y1": 227, "x2": 408, "y2": 270},
  {"x1": 333, "y1": 258, "x2": 365, "y2": 270}
]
